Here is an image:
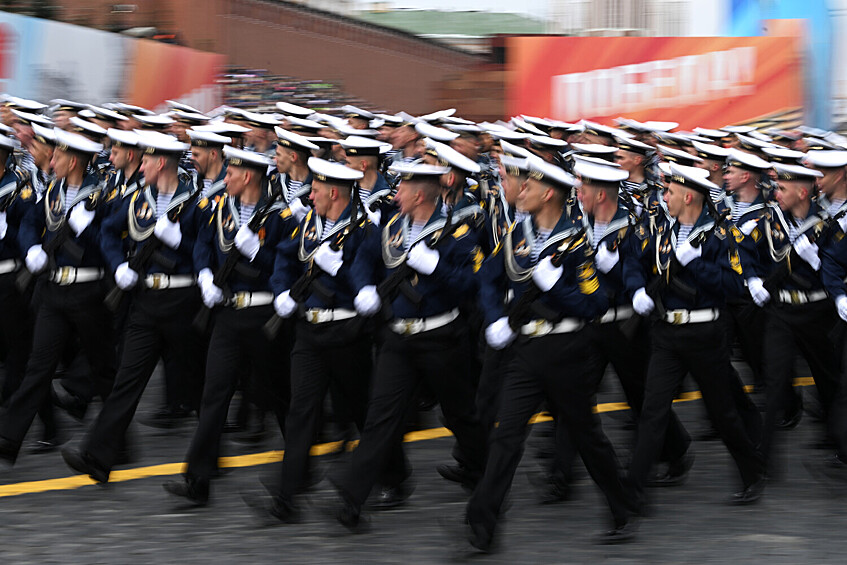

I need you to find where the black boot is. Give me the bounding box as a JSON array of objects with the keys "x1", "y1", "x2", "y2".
[{"x1": 163, "y1": 477, "x2": 210, "y2": 506}]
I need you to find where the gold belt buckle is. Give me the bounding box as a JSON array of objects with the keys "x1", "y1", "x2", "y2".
[
  {"x1": 234, "y1": 292, "x2": 249, "y2": 309},
  {"x1": 789, "y1": 290, "x2": 801, "y2": 304},
  {"x1": 307, "y1": 309, "x2": 320, "y2": 323},
  {"x1": 529, "y1": 319, "x2": 550, "y2": 337},
  {"x1": 151, "y1": 273, "x2": 164, "y2": 289},
  {"x1": 672, "y1": 311, "x2": 684, "y2": 325},
  {"x1": 59, "y1": 266, "x2": 72, "y2": 285},
  {"x1": 400, "y1": 319, "x2": 422, "y2": 335}
]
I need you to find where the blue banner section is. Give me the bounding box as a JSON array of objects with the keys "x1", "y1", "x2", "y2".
[
  {"x1": 723, "y1": 0, "x2": 832, "y2": 129},
  {"x1": 0, "y1": 10, "x2": 128, "y2": 103}
]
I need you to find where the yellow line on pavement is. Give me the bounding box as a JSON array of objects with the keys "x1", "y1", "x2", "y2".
[{"x1": 0, "y1": 377, "x2": 815, "y2": 499}]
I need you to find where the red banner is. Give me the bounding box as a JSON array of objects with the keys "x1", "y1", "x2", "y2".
[
  {"x1": 123, "y1": 39, "x2": 224, "y2": 111},
  {"x1": 506, "y1": 36, "x2": 803, "y2": 129}
]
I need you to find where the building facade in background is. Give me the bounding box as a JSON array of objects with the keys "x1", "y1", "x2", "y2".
[
  {"x1": 4, "y1": 0, "x2": 847, "y2": 128},
  {"x1": 17, "y1": 0, "x2": 482, "y2": 115}
]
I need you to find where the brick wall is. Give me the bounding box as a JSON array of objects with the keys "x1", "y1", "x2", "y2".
[{"x1": 51, "y1": 0, "x2": 485, "y2": 114}]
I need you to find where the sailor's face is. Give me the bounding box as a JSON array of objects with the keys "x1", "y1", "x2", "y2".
[
  {"x1": 695, "y1": 159, "x2": 718, "y2": 174},
  {"x1": 51, "y1": 110, "x2": 73, "y2": 130},
  {"x1": 389, "y1": 125, "x2": 416, "y2": 149},
  {"x1": 582, "y1": 132, "x2": 612, "y2": 146},
  {"x1": 309, "y1": 180, "x2": 333, "y2": 217},
  {"x1": 274, "y1": 145, "x2": 295, "y2": 174},
  {"x1": 110, "y1": 145, "x2": 130, "y2": 170},
  {"x1": 664, "y1": 182, "x2": 686, "y2": 217},
  {"x1": 723, "y1": 165, "x2": 746, "y2": 193},
  {"x1": 577, "y1": 181, "x2": 598, "y2": 215},
  {"x1": 774, "y1": 180, "x2": 806, "y2": 212},
  {"x1": 518, "y1": 178, "x2": 549, "y2": 215},
  {"x1": 191, "y1": 146, "x2": 212, "y2": 176},
  {"x1": 30, "y1": 139, "x2": 53, "y2": 170},
  {"x1": 344, "y1": 154, "x2": 365, "y2": 174},
  {"x1": 814, "y1": 166, "x2": 844, "y2": 197},
  {"x1": 331, "y1": 143, "x2": 346, "y2": 163},
  {"x1": 122, "y1": 117, "x2": 142, "y2": 131},
  {"x1": 499, "y1": 169, "x2": 525, "y2": 207},
  {"x1": 169, "y1": 122, "x2": 189, "y2": 142},
  {"x1": 376, "y1": 125, "x2": 394, "y2": 142},
  {"x1": 224, "y1": 166, "x2": 248, "y2": 197},
  {"x1": 614, "y1": 149, "x2": 641, "y2": 173},
  {"x1": 393, "y1": 179, "x2": 425, "y2": 216},
  {"x1": 347, "y1": 117, "x2": 369, "y2": 130},
  {"x1": 50, "y1": 148, "x2": 72, "y2": 180},
  {"x1": 450, "y1": 136, "x2": 478, "y2": 160},
  {"x1": 12, "y1": 122, "x2": 33, "y2": 148},
  {"x1": 140, "y1": 154, "x2": 161, "y2": 186}
]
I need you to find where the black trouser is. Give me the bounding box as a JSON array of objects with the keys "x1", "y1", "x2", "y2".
[
  {"x1": 272, "y1": 318, "x2": 373, "y2": 502},
  {"x1": 761, "y1": 299, "x2": 840, "y2": 462},
  {"x1": 110, "y1": 285, "x2": 204, "y2": 416},
  {"x1": 184, "y1": 304, "x2": 289, "y2": 486},
  {"x1": 140, "y1": 282, "x2": 204, "y2": 414},
  {"x1": 162, "y1": 341, "x2": 205, "y2": 414},
  {"x1": 553, "y1": 319, "x2": 691, "y2": 482},
  {"x1": 82, "y1": 287, "x2": 204, "y2": 472},
  {"x1": 479, "y1": 341, "x2": 611, "y2": 488},
  {"x1": 476, "y1": 345, "x2": 514, "y2": 436},
  {"x1": 831, "y1": 322, "x2": 847, "y2": 458},
  {"x1": 0, "y1": 280, "x2": 115, "y2": 452},
  {"x1": 0, "y1": 272, "x2": 55, "y2": 439},
  {"x1": 627, "y1": 319, "x2": 763, "y2": 507},
  {"x1": 726, "y1": 299, "x2": 767, "y2": 387},
  {"x1": 719, "y1": 303, "x2": 766, "y2": 445},
  {"x1": 338, "y1": 319, "x2": 486, "y2": 511},
  {"x1": 467, "y1": 328, "x2": 634, "y2": 541},
  {"x1": 0, "y1": 272, "x2": 34, "y2": 403},
  {"x1": 461, "y1": 301, "x2": 485, "y2": 390},
  {"x1": 727, "y1": 300, "x2": 797, "y2": 422}
]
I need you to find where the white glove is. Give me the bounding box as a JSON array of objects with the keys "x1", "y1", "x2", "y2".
[
  {"x1": 485, "y1": 317, "x2": 517, "y2": 350},
  {"x1": 746, "y1": 277, "x2": 770, "y2": 307},
  {"x1": 632, "y1": 287, "x2": 655, "y2": 316},
  {"x1": 531, "y1": 255, "x2": 563, "y2": 292},
  {"x1": 114, "y1": 262, "x2": 139, "y2": 290},
  {"x1": 675, "y1": 241, "x2": 702, "y2": 267},
  {"x1": 314, "y1": 241, "x2": 343, "y2": 276},
  {"x1": 68, "y1": 202, "x2": 95, "y2": 236},
  {"x1": 366, "y1": 207, "x2": 381, "y2": 227},
  {"x1": 594, "y1": 242, "x2": 619, "y2": 274},
  {"x1": 154, "y1": 216, "x2": 182, "y2": 249},
  {"x1": 274, "y1": 290, "x2": 297, "y2": 318},
  {"x1": 0, "y1": 211, "x2": 7, "y2": 240},
  {"x1": 838, "y1": 215, "x2": 847, "y2": 234},
  {"x1": 288, "y1": 198, "x2": 309, "y2": 223},
  {"x1": 740, "y1": 219, "x2": 758, "y2": 236},
  {"x1": 197, "y1": 267, "x2": 213, "y2": 288},
  {"x1": 354, "y1": 285, "x2": 381, "y2": 316},
  {"x1": 837, "y1": 295, "x2": 847, "y2": 323},
  {"x1": 406, "y1": 242, "x2": 440, "y2": 276},
  {"x1": 235, "y1": 225, "x2": 261, "y2": 261},
  {"x1": 25, "y1": 244, "x2": 48, "y2": 274},
  {"x1": 793, "y1": 235, "x2": 821, "y2": 271},
  {"x1": 199, "y1": 272, "x2": 223, "y2": 308}
]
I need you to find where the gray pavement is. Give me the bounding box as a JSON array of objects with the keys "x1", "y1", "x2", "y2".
[{"x1": 1, "y1": 364, "x2": 846, "y2": 564}]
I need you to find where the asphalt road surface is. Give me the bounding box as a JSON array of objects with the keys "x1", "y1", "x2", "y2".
[{"x1": 0, "y1": 362, "x2": 845, "y2": 564}]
